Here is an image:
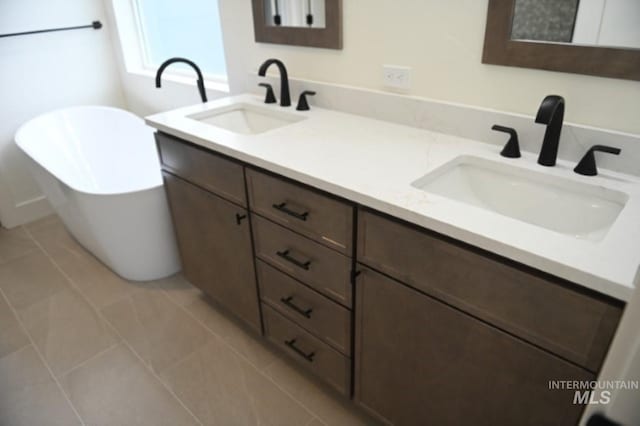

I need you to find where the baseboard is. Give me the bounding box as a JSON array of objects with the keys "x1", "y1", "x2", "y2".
[{"x1": 0, "y1": 195, "x2": 53, "y2": 229}]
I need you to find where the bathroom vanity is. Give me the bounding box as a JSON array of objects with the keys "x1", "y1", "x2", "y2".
[
  {"x1": 157, "y1": 132, "x2": 355, "y2": 396},
  {"x1": 148, "y1": 95, "x2": 637, "y2": 425}
]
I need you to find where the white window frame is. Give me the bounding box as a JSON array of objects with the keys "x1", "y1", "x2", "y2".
[{"x1": 111, "y1": 0, "x2": 229, "y2": 92}]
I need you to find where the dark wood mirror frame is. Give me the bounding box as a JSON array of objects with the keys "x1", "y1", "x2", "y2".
[
  {"x1": 482, "y1": 0, "x2": 640, "y2": 81},
  {"x1": 251, "y1": 0, "x2": 342, "y2": 49}
]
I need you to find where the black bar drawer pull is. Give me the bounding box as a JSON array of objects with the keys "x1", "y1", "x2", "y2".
[
  {"x1": 284, "y1": 338, "x2": 315, "y2": 362},
  {"x1": 276, "y1": 250, "x2": 311, "y2": 270},
  {"x1": 272, "y1": 202, "x2": 309, "y2": 221},
  {"x1": 280, "y1": 296, "x2": 313, "y2": 318},
  {"x1": 235, "y1": 213, "x2": 247, "y2": 225}
]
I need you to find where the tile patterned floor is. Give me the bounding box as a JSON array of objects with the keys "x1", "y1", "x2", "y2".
[{"x1": 0, "y1": 216, "x2": 377, "y2": 425}]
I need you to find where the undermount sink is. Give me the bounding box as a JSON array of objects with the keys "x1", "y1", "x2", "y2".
[
  {"x1": 411, "y1": 156, "x2": 628, "y2": 242},
  {"x1": 187, "y1": 103, "x2": 306, "y2": 135}
]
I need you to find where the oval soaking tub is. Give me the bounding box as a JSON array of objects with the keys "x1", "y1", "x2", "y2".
[{"x1": 15, "y1": 106, "x2": 180, "y2": 281}]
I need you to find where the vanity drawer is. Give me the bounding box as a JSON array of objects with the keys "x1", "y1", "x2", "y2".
[
  {"x1": 246, "y1": 168, "x2": 353, "y2": 254},
  {"x1": 253, "y1": 214, "x2": 352, "y2": 307},
  {"x1": 357, "y1": 209, "x2": 623, "y2": 372},
  {"x1": 156, "y1": 132, "x2": 246, "y2": 206},
  {"x1": 262, "y1": 304, "x2": 351, "y2": 395},
  {"x1": 257, "y1": 260, "x2": 351, "y2": 356}
]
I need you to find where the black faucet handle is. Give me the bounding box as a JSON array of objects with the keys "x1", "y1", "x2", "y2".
[
  {"x1": 258, "y1": 83, "x2": 277, "y2": 104},
  {"x1": 296, "y1": 91, "x2": 316, "y2": 111},
  {"x1": 591, "y1": 145, "x2": 621, "y2": 155},
  {"x1": 574, "y1": 145, "x2": 621, "y2": 176},
  {"x1": 491, "y1": 125, "x2": 521, "y2": 158}
]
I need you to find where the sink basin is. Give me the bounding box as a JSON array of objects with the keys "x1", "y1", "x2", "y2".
[
  {"x1": 411, "y1": 156, "x2": 627, "y2": 241},
  {"x1": 187, "y1": 103, "x2": 305, "y2": 135}
]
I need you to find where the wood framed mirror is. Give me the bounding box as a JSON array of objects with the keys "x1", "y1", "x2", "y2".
[
  {"x1": 251, "y1": 0, "x2": 342, "y2": 49},
  {"x1": 482, "y1": 0, "x2": 640, "y2": 81}
]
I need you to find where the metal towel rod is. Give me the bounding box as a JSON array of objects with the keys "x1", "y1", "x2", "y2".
[{"x1": 0, "y1": 20, "x2": 102, "y2": 39}]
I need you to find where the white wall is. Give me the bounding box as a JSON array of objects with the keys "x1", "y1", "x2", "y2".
[
  {"x1": 220, "y1": 0, "x2": 640, "y2": 134},
  {"x1": 0, "y1": 0, "x2": 125, "y2": 228},
  {"x1": 107, "y1": 1, "x2": 640, "y2": 136}
]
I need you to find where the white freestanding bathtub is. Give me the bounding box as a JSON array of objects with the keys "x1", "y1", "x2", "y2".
[{"x1": 15, "y1": 106, "x2": 180, "y2": 281}]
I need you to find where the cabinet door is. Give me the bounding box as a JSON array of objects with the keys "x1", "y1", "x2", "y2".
[
  {"x1": 357, "y1": 210, "x2": 622, "y2": 372},
  {"x1": 156, "y1": 132, "x2": 247, "y2": 206},
  {"x1": 163, "y1": 172, "x2": 260, "y2": 331},
  {"x1": 354, "y1": 266, "x2": 592, "y2": 426}
]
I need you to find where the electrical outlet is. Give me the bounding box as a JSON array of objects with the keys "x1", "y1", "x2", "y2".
[{"x1": 382, "y1": 65, "x2": 411, "y2": 90}]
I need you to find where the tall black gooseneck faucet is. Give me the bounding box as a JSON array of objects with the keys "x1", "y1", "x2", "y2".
[
  {"x1": 258, "y1": 59, "x2": 291, "y2": 107},
  {"x1": 535, "y1": 95, "x2": 565, "y2": 166},
  {"x1": 155, "y1": 57, "x2": 207, "y2": 103}
]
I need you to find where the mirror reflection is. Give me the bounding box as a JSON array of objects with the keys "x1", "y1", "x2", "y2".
[
  {"x1": 510, "y1": 0, "x2": 640, "y2": 49},
  {"x1": 264, "y1": 0, "x2": 326, "y2": 28}
]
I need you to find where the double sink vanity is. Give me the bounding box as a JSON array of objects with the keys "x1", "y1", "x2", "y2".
[{"x1": 147, "y1": 85, "x2": 639, "y2": 425}]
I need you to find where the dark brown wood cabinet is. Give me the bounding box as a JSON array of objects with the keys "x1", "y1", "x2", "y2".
[
  {"x1": 246, "y1": 168, "x2": 354, "y2": 254},
  {"x1": 155, "y1": 132, "x2": 623, "y2": 426},
  {"x1": 257, "y1": 260, "x2": 352, "y2": 355},
  {"x1": 247, "y1": 167, "x2": 356, "y2": 394},
  {"x1": 354, "y1": 266, "x2": 593, "y2": 426},
  {"x1": 157, "y1": 132, "x2": 247, "y2": 206},
  {"x1": 163, "y1": 172, "x2": 260, "y2": 331},
  {"x1": 156, "y1": 133, "x2": 355, "y2": 396},
  {"x1": 355, "y1": 209, "x2": 623, "y2": 425},
  {"x1": 357, "y1": 209, "x2": 623, "y2": 372},
  {"x1": 262, "y1": 304, "x2": 351, "y2": 395},
  {"x1": 252, "y1": 214, "x2": 353, "y2": 307}
]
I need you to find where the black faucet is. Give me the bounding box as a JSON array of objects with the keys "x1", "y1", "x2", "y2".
[
  {"x1": 155, "y1": 57, "x2": 207, "y2": 103},
  {"x1": 535, "y1": 95, "x2": 565, "y2": 166},
  {"x1": 258, "y1": 59, "x2": 291, "y2": 107}
]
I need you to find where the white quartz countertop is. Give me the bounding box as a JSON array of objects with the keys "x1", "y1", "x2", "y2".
[{"x1": 146, "y1": 94, "x2": 640, "y2": 302}]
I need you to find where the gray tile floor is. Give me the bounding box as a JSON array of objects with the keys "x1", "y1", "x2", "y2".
[{"x1": 0, "y1": 216, "x2": 375, "y2": 426}]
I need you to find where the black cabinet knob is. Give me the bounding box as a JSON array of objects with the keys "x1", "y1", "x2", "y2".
[{"x1": 235, "y1": 213, "x2": 247, "y2": 225}]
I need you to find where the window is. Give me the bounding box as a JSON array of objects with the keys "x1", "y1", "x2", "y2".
[{"x1": 132, "y1": 0, "x2": 227, "y2": 82}]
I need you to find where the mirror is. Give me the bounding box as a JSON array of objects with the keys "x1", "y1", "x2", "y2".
[
  {"x1": 482, "y1": 0, "x2": 640, "y2": 81},
  {"x1": 264, "y1": 0, "x2": 326, "y2": 29},
  {"x1": 251, "y1": 0, "x2": 341, "y2": 49},
  {"x1": 510, "y1": 0, "x2": 640, "y2": 49}
]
